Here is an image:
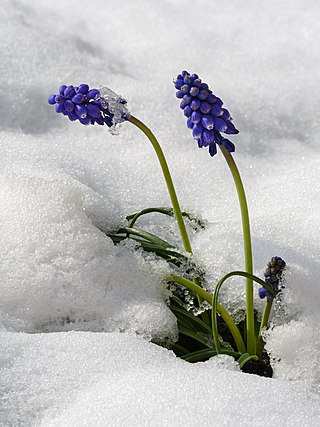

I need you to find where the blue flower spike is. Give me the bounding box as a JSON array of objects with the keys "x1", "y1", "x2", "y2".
[
  {"x1": 259, "y1": 256, "x2": 286, "y2": 299},
  {"x1": 48, "y1": 84, "x2": 130, "y2": 129},
  {"x1": 174, "y1": 71, "x2": 238, "y2": 156}
]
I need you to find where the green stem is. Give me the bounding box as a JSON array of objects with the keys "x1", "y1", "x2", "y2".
[
  {"x1": 170, "y1": 274, "x2": 246, "y2": 354},
  {"x1": 129, "y1": 116, "x2": 192, "y2": 254},
  {"x1": 219, "y1": 146, "x2": 255, "y2": 355},
  {"x1": 211, "y1": 270, "x2": 274, "y2": 358},
  {"x1": 257, "y1": 298, "x2": 273, "y2": 358}
]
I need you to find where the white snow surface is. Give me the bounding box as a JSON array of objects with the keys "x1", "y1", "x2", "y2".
[{"x1": 1, "y1": 0, "x2": 320, "y2": 425}]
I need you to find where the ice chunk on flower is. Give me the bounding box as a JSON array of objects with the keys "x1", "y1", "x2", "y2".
[{"x1": 98, "y1": 86, "x2": 131, "y2": 134}]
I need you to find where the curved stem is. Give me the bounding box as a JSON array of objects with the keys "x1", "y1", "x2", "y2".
[
  {"x1": 212, "y1": 270, "x2": 273, "y2": 358},
  {"x1": 219, "y1": 146, "x2": 255, "y2": 355},
  {"x1": 257, "y1": 298, "x2": 273, "y2": 358},
  {"x1": 129, "y1": 116, "x2": 192, "y2": 254},
  {"x1": 170, "y1": 274, "x2": 246, "y2": 354}
]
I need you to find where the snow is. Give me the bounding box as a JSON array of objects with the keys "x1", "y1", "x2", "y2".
[
  {"x1": 2, "y1": 332, "x2": 320, "y2": 427},
  {"x1": 1, "y1": 0, "x2": 320, "y2": 425}
]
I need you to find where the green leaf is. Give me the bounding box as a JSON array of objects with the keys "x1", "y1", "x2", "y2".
[
  {"x1": 126, "y1": 206, "x2": 206, "y2": 230},
  {"x1": 172, "y1": 343, "x2": 189, "y2": 356},
  {"x1": 170, "y1": 305, "x2": 212, "y2": 335},
  {"x1": 237, "y1": 353, "x2": 259, "y2": 369},
  {"x1": 182, "y1": 348, "x2": 241, "y2": 363},
  {"x1": 178, "y1": 327, "x2": 212, "y2": 348},
  {"x1": 182, "y1": 348, "x2": 218, "y2": 362},
  {"x1": 126, "y1": 207, "x2": 173, "y2": 227},
  {"x1": 117, "y1": 227, "x2": 174, "y2": 249}
]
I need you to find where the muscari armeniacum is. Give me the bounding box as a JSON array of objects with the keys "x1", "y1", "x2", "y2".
[{"x1": 48, "y1": 77, "x2": 286, "y2": 372}]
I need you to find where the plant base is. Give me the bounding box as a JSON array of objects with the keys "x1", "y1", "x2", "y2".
[{"x1": 241, "y1": 353, "x2": 273, "y2": 378}]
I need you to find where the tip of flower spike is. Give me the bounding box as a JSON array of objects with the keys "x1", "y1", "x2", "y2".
[
  {"x1": 258, "y1": 256, "x2": 286, "y2": 299},
  {"x1": 174, "y1": 71, "x2": 238, "y2": 157}
]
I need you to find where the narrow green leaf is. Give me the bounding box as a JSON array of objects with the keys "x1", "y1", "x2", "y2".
[
  {"x1": 178, "y1": 327, "x2": 212, "y2": 347},
  {"x1": 238, "y1": 353, "x2": 259, "y2": 369},
  {"x1": 182, "y1": 348, "x2": 218, "y2": 362},
  {"x1": 170, "y1": 305, "x2": 212, "y2": 334},
  {"x1": 117, "y1": 227, "x2": 174, "y2": 249}
]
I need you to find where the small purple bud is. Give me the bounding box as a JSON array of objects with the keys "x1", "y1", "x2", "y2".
[
  {"x1": 72, "y1": 93, "x2": 85, "y2": 104},
  {"x1": 79, "y1": 116, "x2": 91, "y2": 125},
  {"x1": 187, "y1": 116, "x2": 193, "y2": 129},
  {"x1": 94, "y1": 116, "x2": 104, "y2": 125},
  {"x1": 202, "y1": 129, "x2": 215, "y2": 145},
  {"x1": 197, "y1": 90, "x2": 209, "y2": 101},
  {"x1": 55, "y1": 94, "x2": 65, "y2": 104},
  {"x1": 200, "y1": 102, "x2": 211, "y2": 114},
  {"x1": 181, "y1": 84, "x2": 190, "y2": 93},
  {"x1": 78, "y1": 84, "x2": 90, "y2": 94},
  {"x1": 182, "y1": 94, "x2": 192, "y2": 105},
  {"x1": 225, "y1": 121, "x2": 239, "y2": 135},
  {"x1": 200, "y1": 83, "x2": 209, "y2": 90},
  {"x1": 258, "y1": 288, "x2": 269, "y2": 299},
  {"x1": 215, "y1": 97, "x2": 223, "y2": 106},
  {"x1": 180, "y1": 100, "x2": 188, "y2": 109},
  {"x1": 209, "y1": 142, "x2": 217, "y2": 157},
  {"x1": 190, "y1": 99, "x2": 200, "y2": 111},
  {"x1": 183, "y1": 75, "x2": 192, "y2": 84},
  {"x1": 214, "y1": 130, "x2": 223, "y2": 145},
  {"x1": 75, "y1": 104, "x2": 87, "y2": 119},
  {"x1": 68, "y1": 112, "x2": 78, "y2": 121},
  {"x1": 192, "y1": 79, "x2": 202, "y2": 88},
  {"x1": 223, "y1": 138, "x2": 235, "y2": 152},
  {"x1": 201, "y1": 115, "x2": 214, "y2": 130},
  {"x1": 206, "y1": 93, "x2": 217, "y2": 104},
  {"x1": 184, "y1": 106, "x2": 192, "y2": 117},
  {"x1": 174, "y1": 78, "x2": 184, "y2": 89},
  {"x1": 87, "y1": 104, "x2": 101, "y2": 118},
  {"x1": 64, "y1": 100, "x2": 75, "y2": 112},
  {"x1": 189, "y1": 86, "x2": 199, "y2": 97},
  {"x1": 190, "y1": 73, "x2": 199, "y2": 81},
  {"x1": 191, "y1": 111, "x2": 201, "y2": 124},
  {"x1": 59, "y1": 85, "x2": 67, "y2": 95},
  {"x1": 55, "y1": 102, "x2": 64, "y2": 113},
  {"x1": 48, "y1": 94, "x2": 56, "y2": 105},
  {"x1": 192, "y1": 123, "x2": 203, "y2": 140},
  {"x1": 64, "y1": 85, "x2": 76, "y2": 98},
  {"x1": 86, "y1": 89, "x2": 100, "y2": 100},
  {"x1": 198, "y1": 138, "x2": 204, "y2": 148},
  {"x1": 221, "y1": 108, "x2": 231, "y2": 121},
  {"x1": 214, "y1": 118, "x2": 228, "y2": 132},
  {"x1": 211, "y1": 103, "x2": 223, "y2": 117},
  {"x1": 176, "y1": 90, "x2": 184, "y2": 99}
]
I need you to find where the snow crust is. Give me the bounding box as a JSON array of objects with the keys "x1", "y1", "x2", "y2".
[{"x1": 1, "y1": 0, "x2": 320, "y2": 425}]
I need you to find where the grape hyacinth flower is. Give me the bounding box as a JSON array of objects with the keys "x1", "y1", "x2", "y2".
[
  {"x1": 174, "y1": 71, "x2": 239, "y2": 156},
  {"x1": 48, "y1": 82, "x2": 193, "y2": 254},
  {"x1": 48, "y1": 84, "x2": 130, "y2": 130},
  {"x1": 259, "y1": 256, "x2": 286, "y2": 299}
]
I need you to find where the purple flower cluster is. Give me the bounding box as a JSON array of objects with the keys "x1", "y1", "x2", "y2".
[
  {"x1": 259, "y1": 256, "x2": 286, "y2": 299},
  {"x1": 48, "y1": 84, "x2": 115, "y2": 127},
  {"x1": 174, "y1": 71, "x2": 239, "y2": 156}
]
